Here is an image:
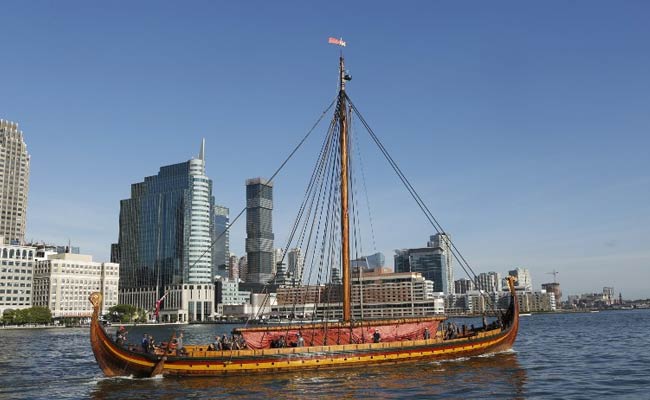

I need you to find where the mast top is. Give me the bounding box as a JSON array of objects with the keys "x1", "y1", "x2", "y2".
[{"x1": 339, "y1": 56, "x2": 352, "y2": 93}]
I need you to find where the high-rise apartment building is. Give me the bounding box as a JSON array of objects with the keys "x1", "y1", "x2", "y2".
[
  {"x1": 228, "y1": 254, "x2": 239, "y2": 281},
  {"x1": 454, "y1": 278, "x2": 475, "y2": 294},
  {"x1": 273, "y1": 248, "x2": 287, "y2": 284},
  {"x1": 245, "y1": 178, "x2": 274, "y2": 284},
  {"x1": 0, "y1": 119, "x2": 30, "y2": 245},
  {"x1": 115, "y1": 140, "x2": 215, "y2": 322},
  {"x1": 238, "y1": 255, "x2": 248, "y2": 282},
  {"x1": 213, "y1": 205, "x2": 230, "y2": 279},
  {"x1": 476, "y1": 271, "x2": 502, "y2": 293},
  {"x1": 287, "y1": 247, "x2": 305, "y2": 284},
  {"x1": 273, "y1": 248, "x2": 284, "y2": 276}
]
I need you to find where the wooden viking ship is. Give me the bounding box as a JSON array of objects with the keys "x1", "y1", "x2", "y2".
[{"x1": 89, "y1": 51, "x2": 520, "y2": 378}]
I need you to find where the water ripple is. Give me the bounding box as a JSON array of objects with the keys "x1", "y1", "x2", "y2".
[{"x1": 0, "y1": 311, "x2": 649, "y2": 398}]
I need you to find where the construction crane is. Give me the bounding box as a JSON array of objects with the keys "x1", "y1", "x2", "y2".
[{"x1": 546, "y1": 269, "x2": 559, "y2": 283}]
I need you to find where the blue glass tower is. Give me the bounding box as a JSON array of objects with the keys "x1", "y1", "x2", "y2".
[
  {"x1": 394, "y1": 233, "x2": 453, "y2": 294},
  {"x1": 118, "y1": 140, "x2": 215, "y2": 292},
  {"x1": 213, "y1": 205, "x2": 230, "y2": 279}
]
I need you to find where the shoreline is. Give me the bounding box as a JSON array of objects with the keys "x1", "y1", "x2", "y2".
[{"x1": 0, "y1": 325, "x2": 71, "y2": 330}]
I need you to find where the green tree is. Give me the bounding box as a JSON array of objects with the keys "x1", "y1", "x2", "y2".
[
  {"x1": 109, "y1": 304, "x2": 138, "y2": 323},
  {"x1": 26, "y1": 306, "x2": 52, "y2": 324},
  {"x1": 2, "y1": 309, "x2": 16, "y2": 324},
  {"x1": 136, "y1": 308, "x2": 148, "y2": 323},
  {"x1": 2, "y1": 307, "x2": 52, "y2": 325}
]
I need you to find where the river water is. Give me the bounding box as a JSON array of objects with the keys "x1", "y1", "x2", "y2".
[{"x1": 0, "y1": 310, "x2": 648, "y2": 399}]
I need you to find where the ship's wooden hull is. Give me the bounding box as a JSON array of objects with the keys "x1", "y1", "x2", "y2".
[{"x1": 88, "y1": 290, "x2": 519, "y2": 378}]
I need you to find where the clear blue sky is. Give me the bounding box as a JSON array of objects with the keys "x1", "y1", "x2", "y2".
[{"x1": 2, "y1": 1, "x2": 649, "y2": 298}]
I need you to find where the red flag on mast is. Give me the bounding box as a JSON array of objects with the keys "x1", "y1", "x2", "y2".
[
  {"x1": 328, "y1": 37, "x2": 346, "y2": 47},
  {"x1": 154, "y1": 291, "x2": 169, "y2": 318}
]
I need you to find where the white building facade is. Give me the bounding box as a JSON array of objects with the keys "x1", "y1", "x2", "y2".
[
  {"x1": 508, "y1": 267, "x2": 533, "y2": 291},
  {"x1": 185, "y1": 142, "x2": 213, "y2": 283},
  {"x1": 32, "y1": 253, "x2": 119, "y2": 318},
  {"x1": 0, "y1": 244, "x2": 36, "y2": 315}
]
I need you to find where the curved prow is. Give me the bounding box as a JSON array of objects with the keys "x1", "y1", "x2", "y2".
[
  {"x1": 89, "y1": 292, "x2": 122, "y2": 376},
  {"x1": 89, "y1": 292, "x2": 117, "y2": 375},
  {"x1": 89, "y1": 292, "x2": 156, "y2": 377},
  {"x1": 501, "y1": 276, "x2": 520, "y2": 347}
]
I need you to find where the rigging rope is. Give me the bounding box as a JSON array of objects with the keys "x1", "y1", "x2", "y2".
[
  {"x1": 346, "y1": 94, "x2": 502, "y2": 315},
  {"x1": 187, "y1": 98, "x2": 336, "y2": 280}
]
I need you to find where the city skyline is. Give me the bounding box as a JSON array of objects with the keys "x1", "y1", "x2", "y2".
[{"x1": 1, "y1": 1, "x2": 649, "y2": 298}]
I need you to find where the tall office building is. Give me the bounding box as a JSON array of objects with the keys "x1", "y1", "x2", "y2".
[
  {"x1": 245, "y1": 178, "x2": 274, "y2": 284},
  {"x1": 116, "y1": 139, "x2": 215, "y2": 322},
  {"x1": 213, "y1": 205, "x2": 230, "y2": 279},
  {"x1": 428, "y1": 233, "x2": 454, "y2": 295},
  {"x1": 0, "y1": 119, "x2": 30, "y2": 245},
  {"x1": 394, "y1": 233, "x2": 455, "y2": 294}
]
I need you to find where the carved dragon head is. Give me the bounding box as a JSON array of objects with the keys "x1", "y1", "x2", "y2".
[{"x1": 89, "y1": 292, "x2": 103, "y2": 309}]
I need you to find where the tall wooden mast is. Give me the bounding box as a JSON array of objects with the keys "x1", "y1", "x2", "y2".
[{"x1": 339, "y1": 56, "x2": 351, "y2": 322}]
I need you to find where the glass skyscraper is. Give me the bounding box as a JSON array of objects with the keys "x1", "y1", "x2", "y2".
[
  {"x1": 245, "y1": 178, "x2": 274, "y2": 284},
  {"x1": 118, "y1": 140, "x2": 215, "y2": 292},
  {"x1": 213, "y1": 205, "x2": 230, "y2": 279},
  {"x1": 394, "y1": 233, "x2": 454, "y2": 294}
]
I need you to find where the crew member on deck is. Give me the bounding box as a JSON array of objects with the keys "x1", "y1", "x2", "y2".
[
  {"x1": 116, "y1": 326, "x2": 127, "y2": 345},
  {"x1": 142, "y1": 333, "x2": 149, "y2": 353}
]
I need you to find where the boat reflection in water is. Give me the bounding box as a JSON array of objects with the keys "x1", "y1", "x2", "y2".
[{"x1": 90, "y1": 351, "x2": 527, "y2": 399}]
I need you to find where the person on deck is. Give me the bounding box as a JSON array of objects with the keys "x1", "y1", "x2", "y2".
[
  {"x1": 116, "y1": 326, "x2": 127, "y2": 346},
  {"x1": 148, "y1": 335, "x2": 156, "y2": 353},
  {"x1": 424, "y1": 327, "x2": 431, "y2": 340},
  {"x1": 373, "y1": 329, "x2": 381, "y2": 343},
  {"x1": 212, "y1": 336, "x2": 221, "y2": 350},
  {"x1": 176, "y1": 332, "x2": 185, "y2": 355},
  {"x1": 141, "y1": 333, "x2": 149, "y2": 353},
  {"x1": 232, "y1": 335, "x2": 242, "y2": 350},
  {"x1": 297, "y1": 333, "x2": 305, "y2": 347}
]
